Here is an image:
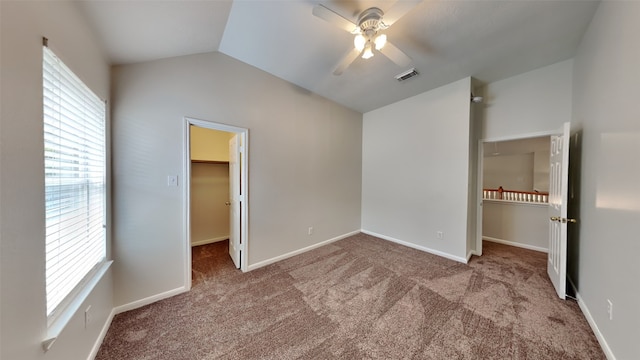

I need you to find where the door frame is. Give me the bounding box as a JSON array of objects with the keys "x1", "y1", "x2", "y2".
[
  {"x1": 475, "y1": 130, "x2": 556, "y2": 256},
  {"x1": 183, "y1": 117, "x2": 249, "y2": 289}
]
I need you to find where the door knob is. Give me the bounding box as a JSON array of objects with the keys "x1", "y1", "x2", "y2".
[
  {"x1": 562, "y1": 218, "x2": 577, "y2": 224},
  {"x1": 225, "y1": 201, "x2": 231, "y2": 206},
  {"x1": 550, "y1": 216, "x2": 560, "y2": 222}
]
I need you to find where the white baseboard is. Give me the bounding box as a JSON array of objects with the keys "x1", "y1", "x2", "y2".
[
  {"x1": 361, "y1": 229, "x2": 468, "y2": 263},
  {"x1": 87, "y1": 308, "x2": 116, "y2": 360},
  {"x1": 483, "y1": 236, "x2": 548, "y2": 253},
  {"x1": 113, "y1": 286, "x2": 188, "y2": 315},
  {"x1": 191, "y1": 236, "x2": 228, "y2": 247},
  {"x1": 567, "y1": 278, "x2": 616, "y2": 360},
  {"x1": 466, "y1": 250, "x2": 477, "y2": 262},
  {"x1": 247, "y1": 230, "x2": 361, "y2": 271}
]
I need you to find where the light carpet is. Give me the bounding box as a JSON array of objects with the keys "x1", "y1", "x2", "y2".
[{"x1": 96, "y1": 233, "x2": 604, "y2": 359}]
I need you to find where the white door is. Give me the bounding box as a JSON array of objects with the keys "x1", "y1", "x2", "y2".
[
  {"x1": 228, "y1": 135, "x2": 241, "y2": 268},
  {"x1": 548, "y1": 122, "x2": 571, "y2": 299}
]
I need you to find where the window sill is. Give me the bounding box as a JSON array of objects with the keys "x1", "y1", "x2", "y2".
[{"x1": 42, "y1": 260, "x2": 113, "y2": 352}]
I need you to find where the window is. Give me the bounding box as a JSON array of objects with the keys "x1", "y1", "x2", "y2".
[{"x1": 43, "y1": 45, "x2": 106, "y2": 319}]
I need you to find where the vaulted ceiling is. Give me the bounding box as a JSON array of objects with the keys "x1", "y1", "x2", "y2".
[{"x1": 77, "y1": 0, "x2": 599, "y2": 113}]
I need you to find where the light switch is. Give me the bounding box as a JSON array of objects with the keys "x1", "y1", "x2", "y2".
[{"x1": 167, "y1": 175, "x2": 178, "y2": 187}]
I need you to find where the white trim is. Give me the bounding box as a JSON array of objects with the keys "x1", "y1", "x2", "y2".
[
  {"x1": 362, "y1": 230, "x2": 468, "y2": 263},
  {"x1": 187, "y1": 118, "x2": 247, "y2": 135},
  {"x1": 182, "y1": 121, "x2": 193, "y2": 291},
  {"x1": 480, "y1": 129, "x2": 556, "y2": 143},
  {"x1": 483, "y1": 236, "x2": 548, "y2": 253},
  {"x1": 567, "y1": 278, "x2": 616, "y2": 360},
  {"x1": 113, "y1": 286, "x2": 188, "y2": 315},
  {"x1": 43, "y1": 260, "x2": 113, "y2": 352},
  {"x1": 483, "y1": 199, "x2": 548, "y2": 207},
  {"x1": 247, "y1": 230, "x2": 361, "y2": 271},
  {"x1": 467, "y1": 250, "x2": 477, "y2": 262},
  {"x1": 476, "y1": 140, "x2": 484, "y2": 256},
  {"x1": 191, "y1": 236, "x2": 229, "y2": 247},
  {"x1": 87, "y1": 308, "x2": 116, "y2": 360}
]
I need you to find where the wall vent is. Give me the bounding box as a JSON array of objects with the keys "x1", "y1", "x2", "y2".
[{"x1": 394, "y1": 68, "x2": 419, "y2": 82}]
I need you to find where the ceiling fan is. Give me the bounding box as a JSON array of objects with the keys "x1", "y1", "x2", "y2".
[{"x1": 312, "y1": 0, "x2": 421, "y2": 75}]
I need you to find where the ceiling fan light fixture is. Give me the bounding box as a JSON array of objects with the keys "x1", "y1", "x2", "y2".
[
  {"x1": 374, "y1": 34, "x2": 387, "y2": 50},
  {"x1": 354, "y1": 34, "x2": 366, "y2": 51},
  {"x1": 312, "y1": 3, "x2": 417, "y2": 75},
  {"x1": 362, "y1": 43, "x2": 374, "y2": 59}
]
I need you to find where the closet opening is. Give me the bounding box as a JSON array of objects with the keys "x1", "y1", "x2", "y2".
[{"x1": 183, "y1": 117, "x2": 249, "y2": 289}]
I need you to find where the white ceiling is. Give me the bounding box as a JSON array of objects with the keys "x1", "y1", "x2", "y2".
[{"x1": 77, "y1": 0, "x2": 599, "y2": 113}]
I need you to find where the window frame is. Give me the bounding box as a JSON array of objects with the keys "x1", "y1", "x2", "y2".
[{"x1": 42, "y1": 43, "x2": 109, "y2": 331}]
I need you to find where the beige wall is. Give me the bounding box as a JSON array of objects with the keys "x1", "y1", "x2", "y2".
[
  {"x1": 0, "y1": 1, "x2": 113, "y2": 359},
  {"x1": 191, "y1": 163, "x2": 230, "y2": 246},
  {"x1": 190, "y1": 127, "x2": 232, "y2": 246},
  {"x1": 190, "y1": 126, "x2": 233, "y2": 162},
  {"x1": 111, "y1": 51, "x2": 363, "y2": 308}
]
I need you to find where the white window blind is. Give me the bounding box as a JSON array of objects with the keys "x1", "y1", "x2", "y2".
[{"x1": 43, "y1": 45, "x2": 106, "y2": 318}]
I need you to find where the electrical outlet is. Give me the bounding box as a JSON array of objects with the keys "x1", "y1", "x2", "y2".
[
  {"x1": 84, "y1": 305, "x2": 92, "y2": 329},
  {"x1": 607, "y1": 299, "x2": 613, "y2": 320},
  {"x1": 436, "y1": 231, "x2": 444, "y2": 239},
  {"x1": 308, "y1": 227, "x2": 313, "y2": 235}
]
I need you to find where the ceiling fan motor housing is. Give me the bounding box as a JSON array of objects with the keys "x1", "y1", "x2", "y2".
[{"x1": 358, "y1": 7, "x2": 385, "y2": 32}]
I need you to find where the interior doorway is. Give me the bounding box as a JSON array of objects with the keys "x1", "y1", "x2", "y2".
[
  {"x1": 190, "y1": 127, "x2": 233, "y2": 248},
  {"x1": 183, "y1": 117, "x2": 248, "y2": 289},
  {"x1": 476, "y1": 131, "x2": 554, "y2": 256}
]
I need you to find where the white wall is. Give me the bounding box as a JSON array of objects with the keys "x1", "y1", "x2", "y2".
[
  {"x1": 111, "y1": 52, "x2": 362, "y2": 307},
  {"x1": 482, "y1": 202, "x2": 548, "y2": 251},
  {"x1": 362, "y1": 77, "x2": 472, "y2": 261},
  {"x1": 482, "y1": 59, "x2": 573, "y2": 140},
  {"x1": 478, "y1": 60, "x2": 571, "y2": 260},
  {"x1": 0, "y1": 1, "x2": 113, "y2": 359},
  {"x1": 571, "y1": 2, "x2": 640, "y2": 358},
  {"x1": 468, "y1": 79, "x2": 483, "y2": 256},
  {"x1": 483, "y1": 153, "x2": 534, "y2": 191},
  {"x1": 533, "y1": 149, "x2": 550, "y2": 192}
]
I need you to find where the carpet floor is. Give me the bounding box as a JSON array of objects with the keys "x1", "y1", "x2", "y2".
[{"x1": 96, "y1": 233, "x2": 604, "y2": 359}]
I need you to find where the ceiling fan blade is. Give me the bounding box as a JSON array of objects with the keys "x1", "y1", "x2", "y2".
[
  {"x1": 333, "y1": 48, "x2": 362, "y2": 76},
  {"x1": 382, "y1": 0, "x2": 422, "y2": 27},
  {"x1": 379, "y1": 41, "x2": 412, "y2": 67},
  {"x1": 312, "y1": 4, "x2": 358, "y2": 33}
]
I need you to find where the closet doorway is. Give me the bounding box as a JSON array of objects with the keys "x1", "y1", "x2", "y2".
[{"x1": 183, "y1": 117, "x2": 248, "y2": 286}]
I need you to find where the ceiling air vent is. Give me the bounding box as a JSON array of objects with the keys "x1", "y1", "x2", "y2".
[{"x1": 394, "y1": 68, "x2": 418, "y2": 82}]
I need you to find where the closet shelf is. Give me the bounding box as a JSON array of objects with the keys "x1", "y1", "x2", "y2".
[{"x1": 191, "y1": 160, "x2": 229, "y2": 164}]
